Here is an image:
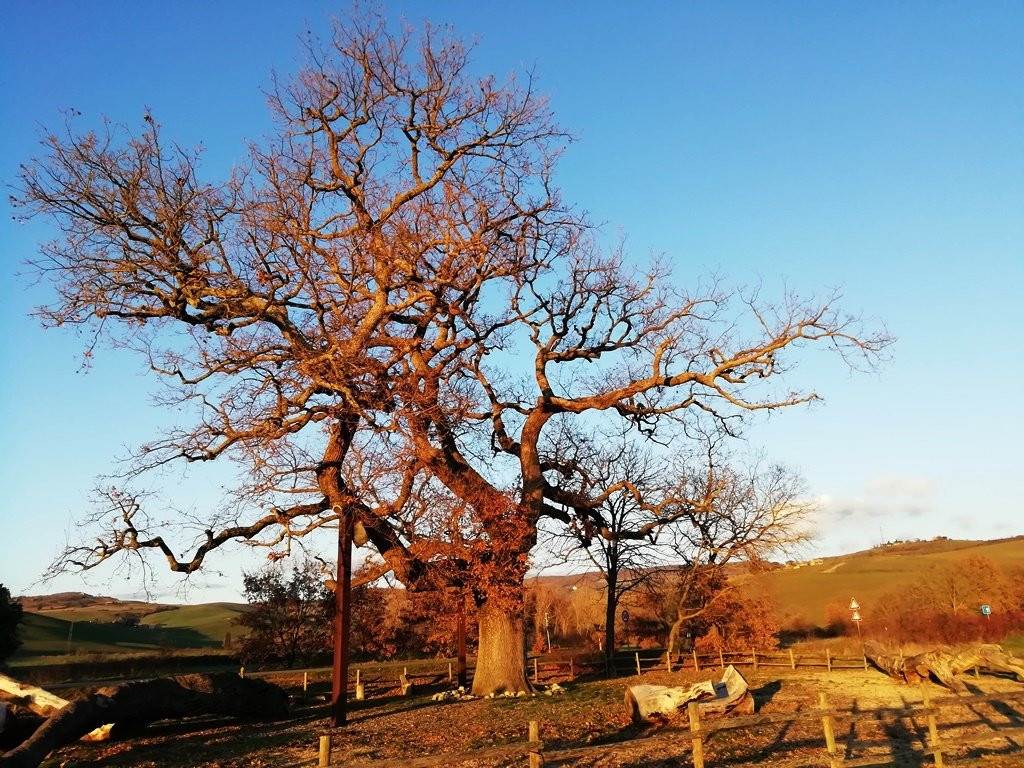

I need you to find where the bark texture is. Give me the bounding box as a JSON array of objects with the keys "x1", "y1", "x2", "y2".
[
  {"x1": 471, "y1": 601, "x2": 530, "y2": 696},
  {"x1": 0, "y1": 673, "x2": 288, "y2": 768},
  {"x1": 866, "y1": 642, "x2": 1024, "y2": 693},
  {"x1": 625, "y1": 665, "x2": 752, "y2": 722}
]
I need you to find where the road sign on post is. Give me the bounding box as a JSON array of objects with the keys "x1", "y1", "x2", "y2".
[
  {"x1": 849, "y1": 598, "x2": 863, "y2": 642},
  {"x1": 981, "y1": 604, "x2": 991, "y2": 617}
]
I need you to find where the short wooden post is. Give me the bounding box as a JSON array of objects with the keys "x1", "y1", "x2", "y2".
[
  {"x1": 819, "y1": 692, "x2": 838, "y2": 768},
  {"x1": 921, "y1": 687, "x2": 945, "y2": 767},
  {"x1": 448, "y1": 662, "x2": 453, "y2": 683},
  {"x1": 303, "y1": 672, "x2": 309, "y2": 692},
  {"x1": 570, "y1": 656, "x2": 575, "y2": 679},
  {"x1": 666, "y1": 652, "x2": 672, "y2": 673},
  {"x1": 355, "y1": 668, "x2": 364, "y2": 700},
  {"x1": 719, "y1": 648, "x2": 725, "y2": 670},
  {"x1": 635, "y1": 652, "x2": 641, "y2": 676},
  {"x1": 789, "y1": 648, "x2": 796, "y2": 670},
  {"x1": 751, "y1": 649, "x2": 758, "y2": 670},
  {"x1": 826, "y1": 648, "x2": 832, "y2": 672},
  {"x1": 528, "y1": 720, "x2": 542, "y2": 768},
  {"x1": 239, "y1": 666, "x2": 245, "y2": 678},
  {"x1": 318, "y1": 734, "x2": 332, "y2": 767},
  {"x1": 692, "y1": 649, "x2": 699, "y2": 671},
  {"x1": 687, "y1": 700, "x2": 705, "y2": 768},
  {"x1": 533, "y1": 657, "x2": 539, "y2": 683},
  {"x1": 973, "y1": 666, "x2": 980, "y2": 679}
]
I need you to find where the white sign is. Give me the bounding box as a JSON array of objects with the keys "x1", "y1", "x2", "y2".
[
  {"x1": 849, "y1": 598, "x2": 860, "y2": 611},
  {"x1": 851, "y1": 610, "x2": 862, "y2": 622}
]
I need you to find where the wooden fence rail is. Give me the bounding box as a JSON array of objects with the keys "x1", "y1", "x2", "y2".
[{"x1": 297, "y1": 688, "x2": 1024, "y2": 767}]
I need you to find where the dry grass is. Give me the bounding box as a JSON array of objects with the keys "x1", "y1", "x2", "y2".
[{"x1": 43, "y1": 664, "x2": 1024, "y2": 768}]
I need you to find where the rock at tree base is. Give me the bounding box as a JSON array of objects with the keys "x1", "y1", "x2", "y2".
[{"x1": 625, "y1": 664, "x2": 752, "y2": 723}]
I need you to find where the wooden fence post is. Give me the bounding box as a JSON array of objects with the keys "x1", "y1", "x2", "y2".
[
  {"x1": 635, "y1": 652, "x2": 641, "y2": 676},
  {"x1": 303, "y1": 672, "x2": 309, "y2": 693},
  {"x1": 239, "y1": 666, "x2": 245, "y2": 678},
  {"x1": 687, "y1": 700, "x2": 705, "y2": 768},
  {"x1": 921, "y1": 688, "x2": 945, "y2": 767},
  {"x1": 752, "y1": 650, "x2": 758, "y2": 670},
  {"x1": 863, "y1": 653, "x2": 869, "y2": 671},
  {"x1": 693, "y1": 650, "x2": 700, "y2": 672},
  {"x1": 528, "y1": 720, "x2": 543, "y2": 768},
  {"x1": 355, "y1": 668, "x2": 364, "y2": 701},
  {"x1": 719, "y1": 648, "x2": 725, "y2": 670},
  {"x1": 570, "y1": 657, "x2": 574, "y2": 679},
  {"x1": 826, "y1": 648, "x2": 832, "y2": 672},
  {"x1": 534, "y1": 657, "x2": 539, "y2": 683},
  {"x1": 818, "y1": 692, "x2": 838, "y2": 768},
  {"x1": 789, "y1": 648, "x2": 796, "y2": 670},
  {"x1": 448, "y1": 662, "x2": 453, "y2": 683},
  {"x1": 318, "y1": 734, "x2": 332, "y2": 767}
]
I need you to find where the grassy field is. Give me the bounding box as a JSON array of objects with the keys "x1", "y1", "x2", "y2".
[
  {"x1": 141, "y1": 602, "x2": 249, "y2": 645},
  {"x1": 13, "y1": 601, "x2": 247, "y2": 662},
  {"x1": 753, "y1": 535, "x2": 1024, "y2": 625}
]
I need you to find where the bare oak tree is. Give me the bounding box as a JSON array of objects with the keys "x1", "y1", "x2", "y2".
[{"x1": 16, "y1": 10, "x2": 888, "y2": 696}]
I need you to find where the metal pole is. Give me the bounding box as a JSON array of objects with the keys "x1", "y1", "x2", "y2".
[{"x1": 331, "y1": 511, "x2": 353, "y2": 727}]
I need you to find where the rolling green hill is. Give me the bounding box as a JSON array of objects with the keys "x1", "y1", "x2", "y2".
[
  {"x1": 11, "y1": 535, "x2": 1021, "y2": 662},
  {"x1": 754, "y1": 536, "x2": 1024, "y2": 625},
  {"x1": 12, "y1": 601, "x2": 248, "y2": 661},
  {"x1": 141, "y1": 603, "x2": 249, "y2": 645}
]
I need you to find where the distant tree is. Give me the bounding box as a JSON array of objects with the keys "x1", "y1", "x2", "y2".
[
  {"x1": 908, "y1": 554, "x2": 1010, "y2": 616},
  {"x1": 236, "y1": 559, "x2": 333, "y2": 668},
  {"x1": 0, "y1": 584, "x2": 24, "y2": 664},
  {"x1": 657, "y1": 460, "x2": 811, "y2": 659}
]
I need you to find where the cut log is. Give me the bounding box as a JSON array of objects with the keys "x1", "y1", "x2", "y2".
[
  {"x1": 0, "y1": 672, "x2": 288, "y2": 768},
  {"x1": 865, "y1": 642, "x2": 1024, "y2": 693},
  {"x1": 625, "y1": 665, "x2": 752, "y2": 722},
  {"x1": 697, "y1": 664, "x2": 755, "y2": 716},
  {"x1": 625, "y1": 681, "x2": 716, "y2": 723},
  {"x1": 0, "y1": 674, "x2": 109, "y2": 741},
  {"x1": 0, "y1": 676, "x2": 72, "y2": 719}
]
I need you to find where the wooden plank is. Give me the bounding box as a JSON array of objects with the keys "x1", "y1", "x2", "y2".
[
  {"x1": 528, "y1": 721, "x2": 542, "y2": 768},
  {"x1": 687, "y1": 701, "x2": 705, "y2": 768}
]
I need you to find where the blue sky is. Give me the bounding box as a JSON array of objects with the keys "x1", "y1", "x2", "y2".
[{"x1": 2, "y1": 2, "x2": 1021, "y2": 602}]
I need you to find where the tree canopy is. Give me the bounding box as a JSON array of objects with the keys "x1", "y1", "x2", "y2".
[{"x1": 15, "y1": 9, "x2": 889, "y2": 693}]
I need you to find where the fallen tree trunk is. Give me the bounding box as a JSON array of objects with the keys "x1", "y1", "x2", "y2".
[
  {"x1": 0, "y1": 675, "x2": 75, "y2": 718},
  {"x1": 0, "y1": 674, "x2": 110, "y2": 742},
  {"x1": 866, "y1": 642, "x2": 1024, "y2": 693},
  {"x1": 0, "y1": 673, "x2": 288, "y2": 768},
  {"x1": 625, "y1": 665, "x2": 753, "y2": 723}
]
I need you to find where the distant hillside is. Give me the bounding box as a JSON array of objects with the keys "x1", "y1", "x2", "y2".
[
  {"x1": 12, "y1": 535, "x2": 1020, "y2": 660},
  {"x1": 754, "y1": 535, "x2": 1024, "y2": 625},
  {"x1": 11, "y1": 594, "x2": 249, "y2": 661},
  {"x1": 17, "y1": 592, "x2": 171, "y2": 614}
]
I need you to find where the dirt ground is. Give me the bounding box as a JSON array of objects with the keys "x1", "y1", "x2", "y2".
[{"x1": 38, "y1": 664, "x2": 1024, "y2": 767}]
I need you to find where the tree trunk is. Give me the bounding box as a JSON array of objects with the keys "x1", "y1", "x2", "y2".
[
  {"x1": 471, "y1": 599, "x2": 530, "y2": 696},
  {"x1": 0, "y1": 673, "x2": 288, "y2": 768},
  {"x1": 604, "y1": 572, "x2": 618, "y2": 675},
  {"x1": 667, "y1": 611, "x2": 684, "y2": 662}
]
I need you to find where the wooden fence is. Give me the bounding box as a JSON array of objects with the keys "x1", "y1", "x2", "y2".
[
  {"x1": 244, "y1": 647, "x2": 875, "y2": 695},
  {"x1": 296, "y1": 688, "x2": 1024, "y2": 767}
]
